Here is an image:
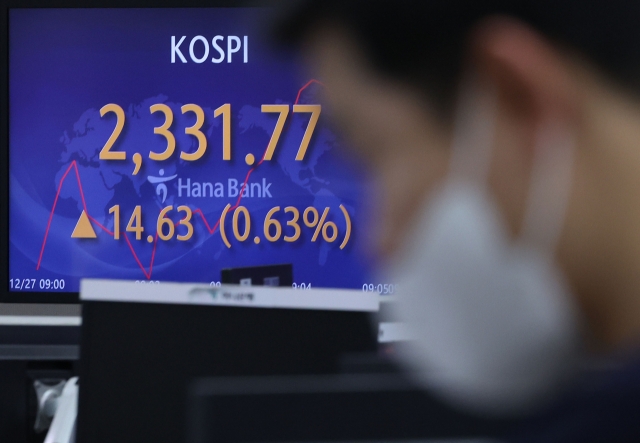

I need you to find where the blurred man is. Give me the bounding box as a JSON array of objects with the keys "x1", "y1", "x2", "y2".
[{"x1": 275, "y1": 1, "x2": 640, "y2": 441}]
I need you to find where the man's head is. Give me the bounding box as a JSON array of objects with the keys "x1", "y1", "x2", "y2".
[{"x1": 275, "y1": 0, "x2": 640, "y2": 350}]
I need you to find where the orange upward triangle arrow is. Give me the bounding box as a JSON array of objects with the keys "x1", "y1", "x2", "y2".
[{"x1": 71, "y1": 210, "x2": 97, "y2": 239}]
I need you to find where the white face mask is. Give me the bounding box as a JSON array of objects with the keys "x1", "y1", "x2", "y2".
[{"x1": 386, "y1": 79, "x2": 583, "y2": 415}]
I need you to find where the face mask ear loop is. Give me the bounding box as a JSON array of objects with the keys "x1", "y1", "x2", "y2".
[
  {"x1": 448, "y1": 74, "x2": 498, "y2": 187},
  {"x1": 449, "y1": 74, "x2": 575, "y2": 253},
  {"x1": 519, "y1": 124, "x2": 575, "y2": 253}
]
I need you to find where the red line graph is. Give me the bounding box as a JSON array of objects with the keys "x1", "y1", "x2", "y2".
[{"x1": 36, "y1": 79, "x2": 325, "y2": 279}]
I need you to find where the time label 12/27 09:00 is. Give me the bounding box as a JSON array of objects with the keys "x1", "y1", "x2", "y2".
[{"x1": 10, "y1": 278, "x2": 66, "y2": 291}]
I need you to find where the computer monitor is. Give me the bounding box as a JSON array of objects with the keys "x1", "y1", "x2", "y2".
[
  {"x1": 221, "y1": 263, "x2": 294, "y2": 286},
  {"x1": 3, "y1": 2, "x2": 377, "y2": 304},
  {"x1": 77, "y1": 282, "x2": 379, "y2": 443},
  {"x1": 188, "y1": 373, "x2": 514, "y2": 443}
]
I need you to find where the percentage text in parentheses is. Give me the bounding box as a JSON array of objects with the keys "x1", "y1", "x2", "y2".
[{"x1": 339, "y1": 205, "x2": 351, "y2": 250}]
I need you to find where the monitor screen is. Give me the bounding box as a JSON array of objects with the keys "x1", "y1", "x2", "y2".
[{"x1": 6, "y1": 6, "x2": 379, "y2": 301}]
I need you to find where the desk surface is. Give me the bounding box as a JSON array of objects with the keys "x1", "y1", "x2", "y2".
[{"x1": 0, "y1": 303, "x2": 81, "y2": 317}]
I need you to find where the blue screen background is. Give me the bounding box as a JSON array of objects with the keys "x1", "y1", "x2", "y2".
[{"x1": 9, "y1": 8, "x2": 374, "y2": 293}]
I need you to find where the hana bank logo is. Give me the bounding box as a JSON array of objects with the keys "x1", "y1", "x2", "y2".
[{"x1": 147, "y1": 169, "x2": 178, "y2": 203}]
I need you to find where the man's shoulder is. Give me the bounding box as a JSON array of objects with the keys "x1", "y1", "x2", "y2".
[{"x1": 510, "y1": 351, "x2": 640, "y2": 443}]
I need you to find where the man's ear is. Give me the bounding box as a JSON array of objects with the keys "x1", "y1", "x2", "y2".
[{"x1": 470, "y1": 16, "x2": 578, "y2": 131}]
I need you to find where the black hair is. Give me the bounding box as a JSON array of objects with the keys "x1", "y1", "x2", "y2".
[{"x1": 273, "y1": 0, "x2": 640, "y2": 115}]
